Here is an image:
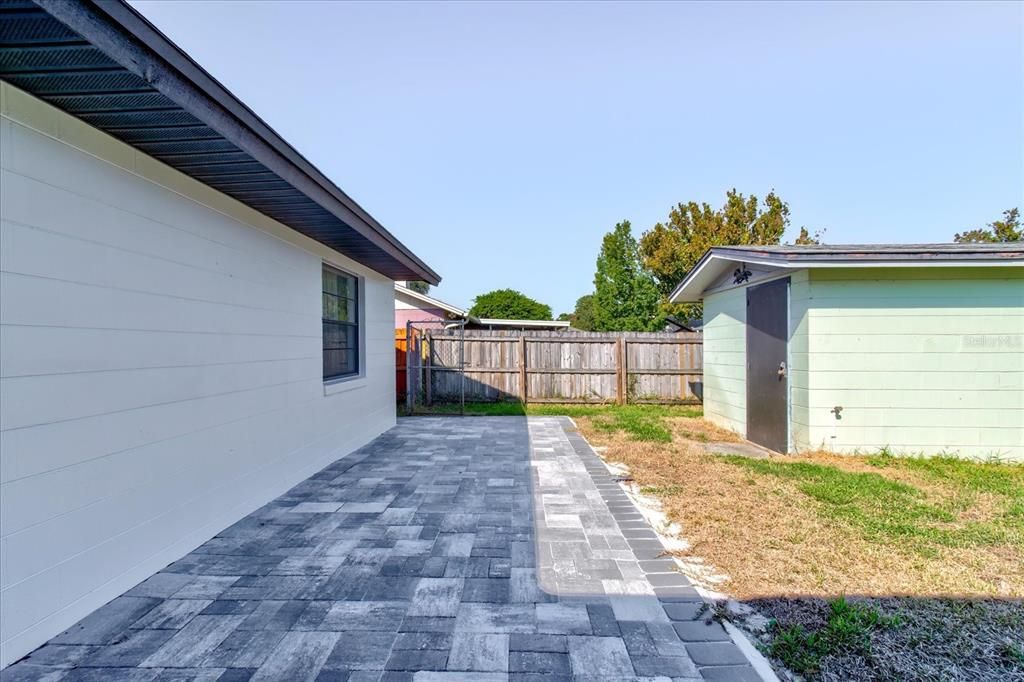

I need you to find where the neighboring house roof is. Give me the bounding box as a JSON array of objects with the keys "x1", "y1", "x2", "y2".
[
  {"x1": 0, "y1": 0, "x2": 439, "y2": 284},
  {"x1": 663, "y1": 315, "x2": 700, "y2": 333},
  {"x1": 394, "y1": 284, "x2": 471, "y2": 319},
  {"x1": 393, "y1": 285, "x2": 569, "y2": 329},
  {"x1": 475, "y1": 318, "x2": 571, "y2": 330},
  {"x1": 671, "y1": 243, "x2": 1024, "y2": 302}
]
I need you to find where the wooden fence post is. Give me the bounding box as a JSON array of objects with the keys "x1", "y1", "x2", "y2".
[
  {"x1": 519, "y1": 336, "x2": 528, "y2": 404},
  {"x1": 616, "y1": 337, "x2": 626, "y2": 405},
  {"x1": 679, "y1": 340, "x2": 686, "y2": 402}
]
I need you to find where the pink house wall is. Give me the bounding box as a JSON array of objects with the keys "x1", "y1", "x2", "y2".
[{"x1": 395, "y1": 306, "x2": 447, "y2": 329}]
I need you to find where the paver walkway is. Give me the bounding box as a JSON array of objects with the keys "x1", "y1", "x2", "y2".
[{"x1": 3, "y1": 417, "x2": 761, "y2": 682}]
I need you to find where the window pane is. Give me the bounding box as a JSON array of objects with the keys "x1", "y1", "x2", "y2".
[
  {"x1": 323, "y1": 322, "x2": 356, "y2": 350},
  {"x1": 335, "y1": 297, "x2": 350, "y2": 323},
  {"x1": 323, "y1": 349, "x2": 356, "y2": 378},
  {"x1": 322, "y1": 292, "x2": 339, "y2": 320},
  {"x1": 323, "y1": 271, "x2": 339, "y2": 296},
  {"x1": 322, "y1": 265, "x2": 358, "y2": 379}
]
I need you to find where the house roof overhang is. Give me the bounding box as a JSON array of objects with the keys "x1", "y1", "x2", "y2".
[
  {"x1": 670, "y1": 243, "x2": 1024, "y2": 302},
  {"x1": 0, "y1": 0, "x2": 440, "y2": 284}
]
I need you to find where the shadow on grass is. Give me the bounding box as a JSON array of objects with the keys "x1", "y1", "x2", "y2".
[
  {"x1": 734, "y1": 593, "x2": 1024, "y2": 682},
  {"x1": 403, "y1": 400, "x2": 702, "y2": 443}
]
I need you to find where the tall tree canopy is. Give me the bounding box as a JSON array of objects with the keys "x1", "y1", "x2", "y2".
[
  {"x1": 638, "y1": 189, "x2": 791, "y2": 299},
  {"x1": 469, "y1": 289, "x2": 553, "y2": 320},
  {"x1": 592, "y1": 221, "x2": 663, "y2": 331},
  {"x1": 564, "y1": 294, "x2": 597, "y2": 331},
  {"x1": 792, "y1": 227, "x2": 824, "y2": 245},
  {"x1": 954, "y1": 208, "x2": 1021, "y2": 243}
]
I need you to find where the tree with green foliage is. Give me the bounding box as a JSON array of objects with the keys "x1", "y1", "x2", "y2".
[
  {"x1": 592, "y1": 221, "x2": 664, "y2": 331},
  {"x1": 560, "y1": 294, "x2": 597, "y2": 331},
  {"x1": 469, "y1": 289, "x2": 553, "y2": 320},
  {"x1": 954, "y1": 208, "x2": 1021, "y2": 243},
  {"x1": 638, "y1": 189, "x2": 792, "y2": 299},
  {"x1": 792, "y1": 226, "x2": 825, "y2": 245}
]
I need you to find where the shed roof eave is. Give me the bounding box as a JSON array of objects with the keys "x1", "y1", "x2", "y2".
[{"x1": 670, "y1": 246, "x2": 1024, "y2": 302}]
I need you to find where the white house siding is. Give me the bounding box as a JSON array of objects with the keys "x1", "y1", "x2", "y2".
[
  {"x1": 801, "y1": 267, "x2": 1024, "y2": 459},
  {"x1": 0, "y1": 84, "x2": 397, "y2": 665},
  {"x1": 700, "y1": 287, "x2": 746, "y2": 434}
]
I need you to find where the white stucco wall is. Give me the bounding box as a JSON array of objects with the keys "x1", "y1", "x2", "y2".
[{"x1": 0, "y1": 83, "x2": 398, "y2": 666}]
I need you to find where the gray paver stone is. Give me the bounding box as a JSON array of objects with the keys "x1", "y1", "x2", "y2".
[
  {"x1": 447, "y1": 633, "x2": 509, "y2": 672},
  {"x1": 684, "y1": 642, "x2": 750, "y2": 666},
  {"x1": 567, "y1": 636, "x2": 634, "y2": 677}
]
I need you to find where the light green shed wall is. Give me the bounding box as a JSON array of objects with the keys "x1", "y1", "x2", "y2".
[
  {"x1": 788, "y1": 270, "x2": 812, "y2": 451},
  {"x1": 702, "y1": 286, "x2": 746, "y2": 434},
  {"x1": 800, "y1": 267, "x2": 1024, "y2": 460}
]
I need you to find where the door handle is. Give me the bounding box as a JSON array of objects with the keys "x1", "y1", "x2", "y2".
[{"x1": 777, "y1": 362, "x2": 786, "y2": 379}]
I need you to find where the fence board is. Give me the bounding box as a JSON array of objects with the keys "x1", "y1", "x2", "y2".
[{"x1": 410, "y1": 329, "x2": 702, "y2": 405}]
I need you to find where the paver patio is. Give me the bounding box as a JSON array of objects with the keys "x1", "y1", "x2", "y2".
[{"x1": 2, "y1": 417, "x2": 761, "y2": 682}]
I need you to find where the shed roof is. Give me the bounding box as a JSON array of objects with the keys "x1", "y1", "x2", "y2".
[
  {"x1": 0, "y1": 0, "x2": 439, "y2": 284},
  {"x1": 671, "y1": 243, "x2": 1024, "y2": 302}
]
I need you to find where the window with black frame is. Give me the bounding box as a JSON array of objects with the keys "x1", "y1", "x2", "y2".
[{"x1": 322, "y1": 264, "x2": 359, "y2": 380}]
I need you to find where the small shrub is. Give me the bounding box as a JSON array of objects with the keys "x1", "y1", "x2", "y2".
[
  {"x1": 767, "y1": 597, "x2": 903, "y2": 677},
  {"x1": 999, "y1": 640, "x2": 1024, "y2": 665},
  {"x1": 823, "y1": 597, "x2": 899, "y2": 653},
  {"x1": 866, "y1": 446, "x2": 896, "y2": 467},
  {"x1": 768, "y1": 623, "x2": 824, "y2": 675}
]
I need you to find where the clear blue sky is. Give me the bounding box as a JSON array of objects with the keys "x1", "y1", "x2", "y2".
[{"x1": 131, "y1": 0, "x2": 1022, "y2": 315}]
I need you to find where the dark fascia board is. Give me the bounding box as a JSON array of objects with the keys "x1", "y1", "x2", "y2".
[
  {"x1": 709, "y1": 243, "x2": 1024, "y2": 263},
  {"x1": 670, "y1": 243, "x2": 1024, "y2": 302},
  {"x1": 34, "y1": 0, "x2": 440, "y2": 285}
]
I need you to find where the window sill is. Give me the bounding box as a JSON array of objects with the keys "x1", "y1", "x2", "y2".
[{"x1": 323, "y1": 376, "x2": 367, "y2": 397}]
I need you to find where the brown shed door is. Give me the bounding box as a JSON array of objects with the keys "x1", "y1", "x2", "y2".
[{"x1": 746, "y1": 277, "x2": 789, "y2": 452}]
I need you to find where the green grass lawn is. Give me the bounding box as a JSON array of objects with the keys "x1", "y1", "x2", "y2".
[
  {"x1": 407, "y1": 401, "x2": 702, "y2": 442},
  {"x1": 723, "y1": 453, "x2": 1024, "y2": 556}
]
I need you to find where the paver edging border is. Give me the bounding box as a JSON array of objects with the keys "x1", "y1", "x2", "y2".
[{"x1": 553, "y1": 416, "x2": 780, "y2": 682}]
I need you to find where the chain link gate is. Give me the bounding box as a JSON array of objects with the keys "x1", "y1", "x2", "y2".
[{"x1": 402, "y1": 319, "x2": 466, "y2": 415}]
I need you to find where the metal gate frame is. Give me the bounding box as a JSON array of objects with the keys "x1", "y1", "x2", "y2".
[{"x1": 404, "y1": 319, "x2": 467, "y2": 415}]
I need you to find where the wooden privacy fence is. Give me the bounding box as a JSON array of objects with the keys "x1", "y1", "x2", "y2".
[{"x1": 405, "y1": 329, "x2": 702, "y2": 406}]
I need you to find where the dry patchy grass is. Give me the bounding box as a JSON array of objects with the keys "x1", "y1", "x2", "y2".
[
  {"x1": 573, "y1": 415, "x2": 1024, "y2": 600},
  {"x1": 566, "y1": 409, "x2": 1024, "y2": 680}
]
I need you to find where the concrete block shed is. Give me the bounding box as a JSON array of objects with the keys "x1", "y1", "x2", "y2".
[{"x1": 671, "y1": 244, "x2": 1024, "y2": 459}]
